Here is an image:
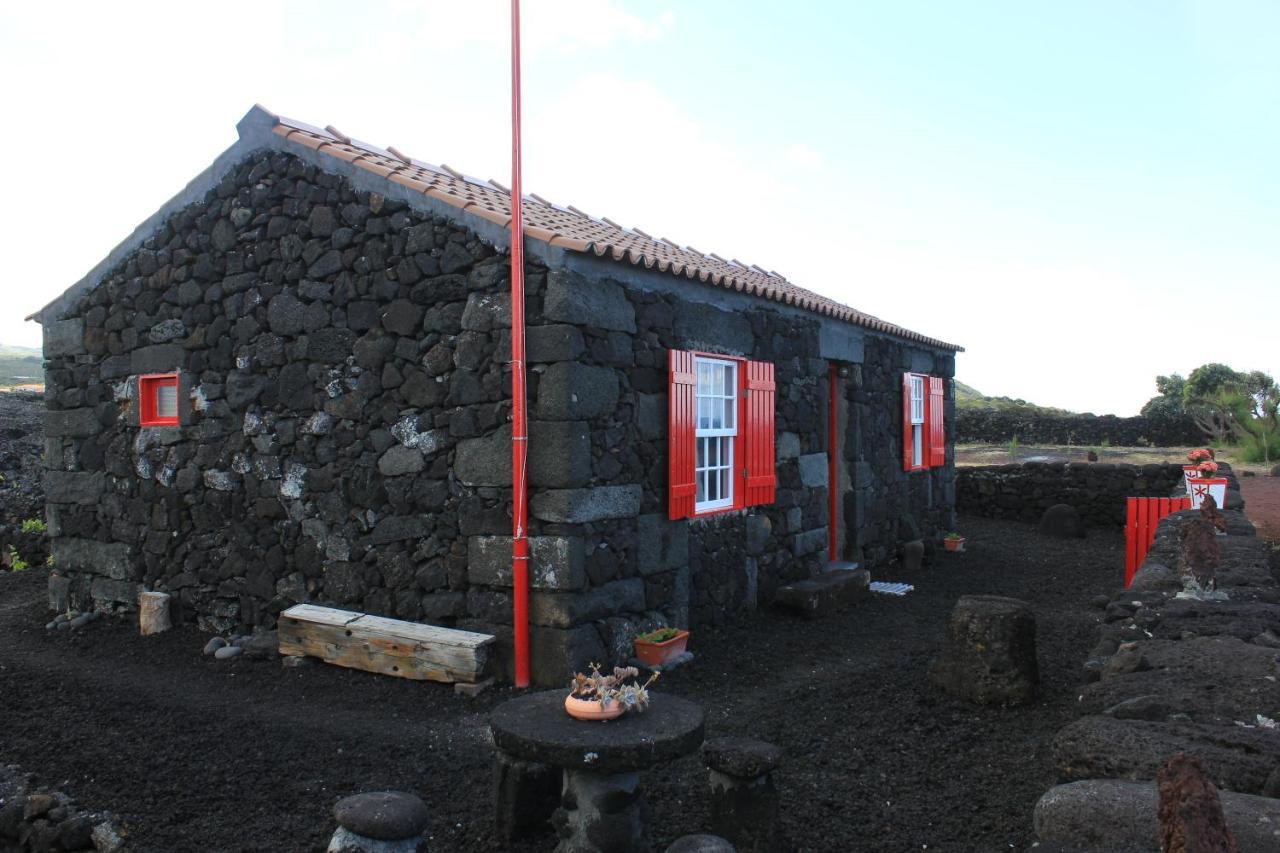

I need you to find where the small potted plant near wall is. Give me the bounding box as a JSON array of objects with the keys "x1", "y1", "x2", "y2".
[
  {"x1": 564, "y1": 663, "x2": 659, "y2": 721},
  {"x1": 943, "y1": 532, "x2": 966, "y2": 552},
  {"x1": 633, "y1": 626, "x2": 690, "y2": 667}
]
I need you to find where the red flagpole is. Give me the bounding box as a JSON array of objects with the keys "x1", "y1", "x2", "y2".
[{"x1": 509, "y1": 0, "x2": 531, "y2": 688}]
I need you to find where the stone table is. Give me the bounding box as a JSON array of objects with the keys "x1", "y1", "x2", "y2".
[{"x1": 490, "y1": 691, "x2": 706, "y2": 853}]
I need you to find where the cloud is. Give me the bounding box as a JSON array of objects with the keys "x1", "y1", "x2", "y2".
[{"x1": 783, "y1": 143, "x2": 825, "y2": 169}]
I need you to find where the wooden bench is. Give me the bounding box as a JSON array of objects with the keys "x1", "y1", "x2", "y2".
[{"x1": 278, "y1": 604, "x2": 494, "y2": 684}]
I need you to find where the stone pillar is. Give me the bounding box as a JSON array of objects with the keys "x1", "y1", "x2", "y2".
[
  {"x1": 329, "y1": 791, "x2": 429, "y2": 852},
  {"x1": 928, "y1": 595, "x2": 1038, "y2": 706},
  {"x1": 494, "y1": 750, "x2": 561, "y2": 841},
  {"x1": 701, "y1": 737, "x2": 784, "y2": 853},
  {"x1": 550, "y1": 770, "x2": 645, "y2": 853}
]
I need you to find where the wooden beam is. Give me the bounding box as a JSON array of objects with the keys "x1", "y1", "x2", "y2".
[{"x1": 277, "y1": 604, "x2": 494, "y2": 684}]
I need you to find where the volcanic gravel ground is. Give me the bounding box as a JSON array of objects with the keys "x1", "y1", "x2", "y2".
[{"x1": 0, "y1": 516, "x2": 1121, "y2": 852}]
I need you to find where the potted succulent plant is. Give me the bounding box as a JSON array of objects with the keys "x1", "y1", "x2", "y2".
[
  {"x1": 633, "y1": 627, "x2": 690, "y2": 667},
  {"x1": 564, "y1": 663, "x2": 659, "y2": 721},
  {"x1": 943, "y1": 532, "x2": 966, "y2": 552}
]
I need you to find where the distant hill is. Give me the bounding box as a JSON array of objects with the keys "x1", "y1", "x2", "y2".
[
  {"x1": 0, "y1": 344, "x2": 43, "y2": 387},
  {"x1": 955, "y1": 380, "x2": 1073, "y2": 416}
]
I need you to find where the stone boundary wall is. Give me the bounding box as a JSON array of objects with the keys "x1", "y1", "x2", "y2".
[
  {"x1": 1032, "y1": 471, "x2": 1280, "y2": 850},
  {"x1": 956, "y1": 410, "x2": 1200, "y2": 447},
  {"x1": 0, "y1": 764, "x2": 124, "y2": 851},
  {"x1": 956, "y1": 461, "x2": 1185, "y2": 526}
]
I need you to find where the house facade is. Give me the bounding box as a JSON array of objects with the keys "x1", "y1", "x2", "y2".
[{"x1": 36, "y1": 107, "x2": 961, "y2": 685}]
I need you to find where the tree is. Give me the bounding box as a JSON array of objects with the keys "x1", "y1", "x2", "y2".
[
  {"x1": 1231, "y1": 371, "x2": 1280, "y2": 463},
  {"x1": 1182, "y1": 364, "x2": 1246, "y2": 444}
]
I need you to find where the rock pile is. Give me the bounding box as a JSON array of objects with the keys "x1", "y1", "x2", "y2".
[{"x1": 0, "y1": 764, "x2": 124, "y2": 852}]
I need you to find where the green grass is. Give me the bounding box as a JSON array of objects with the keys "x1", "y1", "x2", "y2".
[
  {"x1": 955, "y1": 380, "x2": 1073, "y2": 415},
  {"x1": 20, "y1": 518, "x2": 46, "y2": 534},
  {"x1": 0, "y1": 344, "x2": 42, "y2": 387}
]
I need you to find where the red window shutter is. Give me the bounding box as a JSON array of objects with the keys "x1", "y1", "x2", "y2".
[
  {"x1": 928, "y1": 376, "x2": 946, "y2": 468},
  {"x1": 668, "y1": 350, "x2": 697, "y2": 520},
  {"x1": 902, "y1": 373, "x2": 914, "y2": 471},
  {"x1": 744, "y1": 360, "x2": 776, "y2": 507}
]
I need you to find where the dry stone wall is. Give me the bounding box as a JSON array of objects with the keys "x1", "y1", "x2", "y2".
[
  {"x1": 41, "y1": 145, "x2": 958, "y2": 685},
  {"x1": 956, "y1": 410, "x2": 1200, "y2": 447},
  {"x1": 956, "y1": 462, "x2": 1185, "y2": 526}
]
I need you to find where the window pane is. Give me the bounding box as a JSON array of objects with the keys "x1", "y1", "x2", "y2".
[
  {"x1": 157, "y1": 384, "x2": 178, "y2": 419},
  {"x1": 698, "y1": 363, "x2": 710, "y2": 394},
  {"x1": 697, "y1": 437, "x2": 706, "y2": 469},
  {"x1": 696, "y1": 471, "x2": 706, "y2": 503},
  {"x1": 913, "y1": 424, "x2": 923, "y2": 466},
  {"x1": 723, "y1": 396, "x2": 735, "y2": 430},
  {"x1": 719, "y1": 466, "x2": 732, "y2": 502}
]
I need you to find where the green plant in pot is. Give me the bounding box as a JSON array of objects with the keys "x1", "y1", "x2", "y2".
[
  {"x1": 943, "y1": 532, "x2": 966, "y2": 552},
  {"x1": 564, "y1": 663, "x2": 659, "y2": 721},
  {"x1": 633, "y1": 626, "x2": 690, "y2": 667}
]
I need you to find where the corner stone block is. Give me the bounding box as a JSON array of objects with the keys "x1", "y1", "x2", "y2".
[
  {"x1": 534, "y1": 362, "x2": 619, "y2": 420},
  {"x1": 468, "y1": 535, "x2": 586, "y2": 591},
  {"x1": 43, "y1": 317, "x2": 86, "y2": 357},
  {"x1": 776, "y1": 432, "x2": 801, "y2": 460},
  {"x1": 530, "y1": 578, "x2": 645, "y2": 628},
  {"x1": 526, "y1": 324, "x2": 585, "y2": 362},
  {"x1": 43, "y1": 471, "x2": 106, "y2": 505},
  {"x1": 530, "y1": 485, "x2": 642, "y2": 523},
  {"x1": 51, "y1": 538, "x2": 136, "y2": 580},
  {"x1": 528, "y1": 421, "x2": 591, "y2": 488},
  {"x1": 44, "y1": 408, "x2": 102, "y2": 438},
  {"x1": 637, "y1": 513, "x2": 689, "y2": 575},
  {"x1": 530, "y1": 624, "x2": 606, "y2": 687},
  {"x1": 130, "y1": 343, "x2": 184, "y2": 375},
  {"x1": 797, "y1": 452, "x2": 828, "y2": 488},
  {"x1": 543, "y1": 270, "x2": 636, "y2": 333}
]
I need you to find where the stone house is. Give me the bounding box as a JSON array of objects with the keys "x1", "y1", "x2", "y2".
[{"x1": 33, "y1": 106, "x2": 962, "y2": 685}]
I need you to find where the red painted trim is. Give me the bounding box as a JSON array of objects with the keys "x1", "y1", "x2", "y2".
[
  {"x1": 509, "y1": 0, "x2": 530, "y2": 688},
  {"x1": 138, "y1": 373, "x2": 179, "y2": 427},
  {"x1": 828, "y1": 364, "x2": 838, "y2": 562}
]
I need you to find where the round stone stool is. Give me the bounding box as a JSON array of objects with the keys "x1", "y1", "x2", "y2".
[
  {"x1": 329, "y1": 791, "x2": 429, "y2": 852},
  {"x1": 702, "y1": 737, "x2": 784, "y2": 852}
]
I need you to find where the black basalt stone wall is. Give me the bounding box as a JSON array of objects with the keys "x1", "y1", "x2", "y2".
[
  {"x1": 41, "y1": 145, "x2": 959, "y2": 686},
  {"x1": 851, "y1": 338, "x2": 956, "y2": 564},
  {"x1": 41, "y1": 150, "x2": 545, "y2": 641},
  {"x1": 956, "y1": 410, "x2": 1200, "y2": 447},
  {"x1": 956, "y1": 462, "x2": 1185, "y2": 526}
]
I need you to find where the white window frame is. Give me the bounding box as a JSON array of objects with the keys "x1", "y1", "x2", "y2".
[
  {"x1": 909, "y1": 374, "x2": 925, "y2": 469},
  {"x1": 694, "y1": 356, "x2": 738, "y2": 513}
]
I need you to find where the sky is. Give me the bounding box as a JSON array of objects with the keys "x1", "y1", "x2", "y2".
[{"x1": 1, "y1": 1, "x2": 1275, "y2": 415}]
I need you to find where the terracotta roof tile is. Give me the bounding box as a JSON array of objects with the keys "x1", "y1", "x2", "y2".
[{"x1": 270, "y1": 113, "x2": 961, "y2": 351}]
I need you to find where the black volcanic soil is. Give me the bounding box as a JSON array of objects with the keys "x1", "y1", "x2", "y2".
[{"x1": 0, "y1": 510, "x2": 1120, "y2": 853}]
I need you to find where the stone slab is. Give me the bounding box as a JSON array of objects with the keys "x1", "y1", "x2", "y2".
[
  {"x1": 530, "y1": 485, "x2": 642, "y2": 524},
  {"x1": 774, "y1": 569, "x2": 870, "y2": 618},
  {"x1": 468, "y1": 535, "x2": 586, "y2": 591}
]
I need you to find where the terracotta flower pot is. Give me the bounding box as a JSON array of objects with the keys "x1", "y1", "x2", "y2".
[
  {"x1": 633, "y1": 629, "x2": 689, "y2": 667},
  {"x1": 564, "y1": 694, "x2": 624, "y2": 721},
  {"x1": 943, "y1": 537, "x2": 965, "y2": 552}
]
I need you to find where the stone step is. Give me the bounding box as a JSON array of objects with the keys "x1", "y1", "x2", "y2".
[{"x1": 774, "y1": 569, "x2": 870, "y2": 619}]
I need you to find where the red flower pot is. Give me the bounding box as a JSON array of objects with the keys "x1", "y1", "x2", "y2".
[
  {"x1": 943, "y1": 537, "x2": 966, "y2": 552},
  {"x1": 633, "y1": 629, "x2": 689, "y2": 667}
]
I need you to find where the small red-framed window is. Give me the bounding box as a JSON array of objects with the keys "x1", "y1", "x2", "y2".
[{"x1": 139, "y1": 373, "x2": 180, "y2": 427}]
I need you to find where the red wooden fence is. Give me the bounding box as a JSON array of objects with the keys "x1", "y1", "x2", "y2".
[{"x1": 1124, "y1": 496, "x2": 1191, "y2": 588}]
